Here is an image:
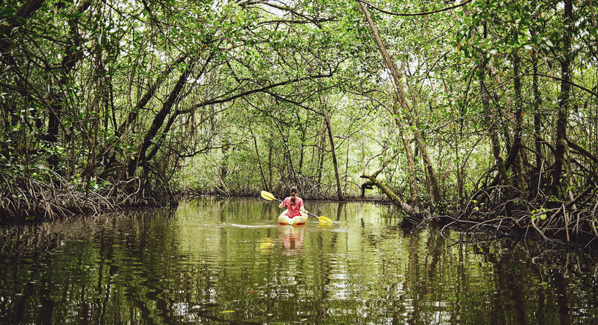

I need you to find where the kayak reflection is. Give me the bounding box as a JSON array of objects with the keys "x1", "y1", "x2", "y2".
[{"x1": 278, "y1": 224, "x2": 307, "y2": 255}]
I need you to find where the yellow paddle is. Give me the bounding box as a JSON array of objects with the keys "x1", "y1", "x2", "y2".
[{"x1": 260, "y1": 190, "x2": 332, "y2": 223}]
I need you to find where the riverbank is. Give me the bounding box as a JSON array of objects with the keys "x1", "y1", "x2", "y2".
[
  {"x1": 0, "y1": 175, "x2": 177, "y2": 223},
  {"x1": 4, "y1": 187, "x2": 598, "y2": 251}
]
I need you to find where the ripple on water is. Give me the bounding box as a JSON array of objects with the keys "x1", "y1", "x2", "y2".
[{"x1": 1, "y1": 199, "x2": 598, "y2": 324}]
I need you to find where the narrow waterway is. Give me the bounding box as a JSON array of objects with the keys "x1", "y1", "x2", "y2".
[{"x1": 1, "y1": 197, "x2": 597, "y2": 324}]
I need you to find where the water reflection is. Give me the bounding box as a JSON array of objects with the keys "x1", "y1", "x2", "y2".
[
  {"x1": 0, "y1": 197, "x2": 597, "y2": 324},
  {"x1": 279, "y1": 225, "x2": 307, "y2": 255},
  {"x1": 259, "y1": 237, "x2": 275, "y2": 255}
]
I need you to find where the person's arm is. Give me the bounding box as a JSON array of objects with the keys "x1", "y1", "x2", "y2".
[
  {"x1": 299, "y1": 199, "x2": 307, "y2": 213},
  {"x1": 279, "y1": 198, "x2": 286, "y2": 208}
]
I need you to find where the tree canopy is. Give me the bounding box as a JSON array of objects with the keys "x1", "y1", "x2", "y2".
[{"x1": 1, "y1": 0, "x2": 597, "y2": 244}]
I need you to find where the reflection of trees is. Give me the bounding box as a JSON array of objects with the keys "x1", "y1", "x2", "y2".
[
  {"x1": 369, "y1": 226, "x2": 598, "y2": 324},
  {"x1": 0, "y1": 208, "x2": 180, "y2": 323},
  {"x1": 412, "y1": 234, "x2": 598, "y2": 324},
  {"x1": 3, "y1": 200, "x2": 598, "y2": 323}
]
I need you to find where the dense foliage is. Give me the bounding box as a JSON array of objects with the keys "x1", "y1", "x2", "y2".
[{"x1": 1, "y1": 0, "x2": 598, "y2": 244}]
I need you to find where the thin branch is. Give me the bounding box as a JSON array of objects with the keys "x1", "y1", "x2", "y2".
[
  {"x1": 263, "y1": 91, "x2": 325, "y2": 117},
  {"x1": 193, "y1": 71, "x2": 335, "y2": 109},
  {"x1": 358, "y1": 0, "x2": 472, "y2": 17},
  {"x1": 528, "y1": 73, "x2": 598, "y2": 98}
]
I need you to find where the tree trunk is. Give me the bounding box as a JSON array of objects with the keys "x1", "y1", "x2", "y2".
[
  {"x1": 532, "y1": 55, "x2": 543, "y2": 197},
  {"x1": 325, "y1": 116, "x2": 344, "y2": 201},
  {"x1": 481, "y1": 71, "x2": 509, "y2": 188},
  {"x1": 45, "y1": 0, "x2": 91, "y2": 171},
  {"x1": 316, "y1": 120, "x2": 326, "y2": 185},
  {"x1": 268, "y1": 140, "x2": 273, "y2": 190},
  {"x1": 127, "y1": 62, "x2": 193, "y2": 178},
  {"x1": 392, "y1": 103, "x2": 418, "y2": 202},
  {"x1": 249, "y1": 125, "x2": 269, "y2": 191},
  {"x1": 589, "y1": 0, "x2": 596, "y2": 27},
  {"x1": 360, "y1": 175, "x2": 420, "y2": 216},
  {"x1": 512, "y1": 52, "x2": 526, "y2": 191},
  {"x1": 273, "y1": 119, "x2": 298, "y2": 184},
  {"x1": 551, "y1": 0, "x2": 573, "y2": 199},
  {"x1": 358, "y1": 2, "x2": 440, "y2": 204},
  {"x1": 401, "y1": 131, "x2": 418, "y2": 203},
  {"x1": 478, "y1": 23, "x2": 509, "y2": 192},
  {"x1": 344, "y1": 141, "x2": 349, "y2": 195}
]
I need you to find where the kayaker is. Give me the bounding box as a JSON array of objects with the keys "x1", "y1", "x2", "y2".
[{"x1": 279, "y1": 186, "x2": 307, "y2": 218}]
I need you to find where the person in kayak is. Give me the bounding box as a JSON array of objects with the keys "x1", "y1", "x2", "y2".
[{"x1": 279, "y1": 186, "x2": 307, "y2": 218}]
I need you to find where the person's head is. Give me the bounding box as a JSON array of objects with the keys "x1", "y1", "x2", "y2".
[
  {"x1": 290, "y1": 186, "x2": 298, "y2": 205},
  {"x1": 289, "y1": 186, "x2": 298, "y2": 196}
]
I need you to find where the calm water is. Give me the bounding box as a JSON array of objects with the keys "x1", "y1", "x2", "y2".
[{"x1": 1, "y1": 197, "x2": 597, "y2": 324}]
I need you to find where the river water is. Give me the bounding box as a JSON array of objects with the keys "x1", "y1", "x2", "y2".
[{"x1": 1, "y1": 197, "x2": 597, "y2": 324}]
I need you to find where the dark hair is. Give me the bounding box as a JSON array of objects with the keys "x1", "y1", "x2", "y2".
[{"x1": 290, "y1": 186, "x2": 298, "y2": 206}]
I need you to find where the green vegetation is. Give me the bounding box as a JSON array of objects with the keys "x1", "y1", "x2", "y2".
[{"x1": 1, "y1": 0, "x2": 597, "y2": 244}]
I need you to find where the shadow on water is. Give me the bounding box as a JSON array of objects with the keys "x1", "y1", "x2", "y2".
[{"x1": 1, "y1": 197, "x2": 597, "y2": 324}]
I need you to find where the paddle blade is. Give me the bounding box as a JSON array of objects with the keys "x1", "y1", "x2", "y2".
[
  {"x1": 317, "y1": 216, "x2": 333, "y2": 223},
  {"x1": 260, "y1": 191, "x2": 276, "y2": 201}
]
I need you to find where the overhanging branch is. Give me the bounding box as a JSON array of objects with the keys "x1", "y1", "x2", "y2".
[{"x1": 358, "y1": 0, "x2": 472, "y2": 17}]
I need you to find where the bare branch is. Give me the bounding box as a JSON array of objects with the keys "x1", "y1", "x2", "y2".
[{"x1": 357, "y1": 0, "x2": 472, "y2": 17}]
